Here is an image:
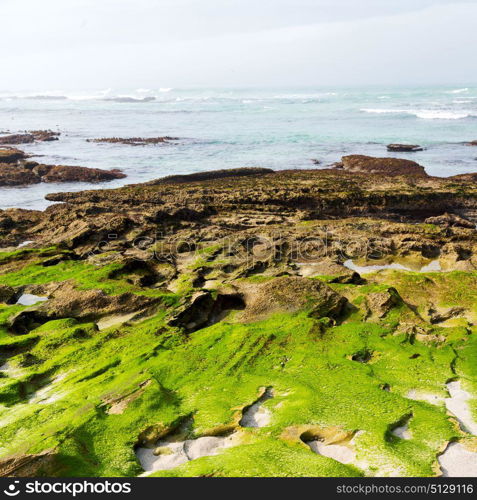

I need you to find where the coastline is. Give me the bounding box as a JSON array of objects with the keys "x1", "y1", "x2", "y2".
[{"x1": 2, "y1": 162, "x2": 477, "y2": 477}]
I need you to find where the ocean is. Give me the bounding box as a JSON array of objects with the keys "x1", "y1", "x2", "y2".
[{"x1": 0, "y1": 86, "x2": 476, "y2": 211}]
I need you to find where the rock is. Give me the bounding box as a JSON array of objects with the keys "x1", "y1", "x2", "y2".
[
  {"x1": 340, "y1": 155, "x2": 427, "y2": 177},
  {"x1": 386, "y1": 144, "x2": 423, "y2": 152},
  {"x1": 38, "y1": 165, "x2": 126, "y2": 183},
  {"x1": 296, "y1": 259, "x2": 361, "y2": 284},
  {"x1": 0, "y1": 165, "x2": 40, "y2": 186},
  {"x1": 449, "y1": 173, "x2": 477, "y2": 183},
  {"x1": 88, "y1": 136, "x2": 177, "y2": 145},
  {"x1": 425, "y1": 213, "x2": 475, "y2": 229},
  {"x1": 168, "y1": 291, "x2": 245, "y2": 332},
  {"x1": 0, "y1": 130, "x2": 60, "y2": 145},
  {"x1": 0, "y1": 449, "x2": 60, "y2": 477},
  {"x1": 366, "y1": 288, "x2": 401, "y2": 318},
  {"x1": 144, "y1": 167, "x2": 274, "y2": 186},
  {"x1": 0, "y1": 162, "x2": 126, "y2": 187},
  {"x1": 240, "y1": 276, "x2": 347, "y2": 322},
  {"x1": 9, "y1": 283, "x2": 157, "y2": 334},
  {"x1": 0, "y1": 285, "x2": 16, "y2": 304},
  {"x1": 466, "y1": 140, "x2": 477, "y2": 146},
  {"x1": 0, "y1": 148, "x2": 27, "y2": 164}
]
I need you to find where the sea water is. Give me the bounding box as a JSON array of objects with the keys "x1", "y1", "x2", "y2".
[{"x1": 0, "y1": 86, "x2": 476, "y2": 210}]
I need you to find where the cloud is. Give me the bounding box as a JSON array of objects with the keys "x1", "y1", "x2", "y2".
[{"x1": 1, "y1": 1, "x2": 475, "y2": 88}]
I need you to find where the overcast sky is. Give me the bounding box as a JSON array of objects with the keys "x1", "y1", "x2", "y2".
[{"x1": 2, "y1": 0, "x2": 476, "y2": 89}]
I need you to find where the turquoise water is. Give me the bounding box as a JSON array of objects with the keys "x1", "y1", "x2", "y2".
[{"x1": 0, "y1": 86, "x2": 476, "y2": 210}]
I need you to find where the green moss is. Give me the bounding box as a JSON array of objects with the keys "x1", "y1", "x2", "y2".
[{"x1": 0, "y1": 251, "x2": 473, "y2": 477}]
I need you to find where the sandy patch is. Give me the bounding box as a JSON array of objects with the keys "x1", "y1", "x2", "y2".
[
  {"x1": 136, "y1": 433, "x2": 239, "y2": 473},
  {"x1": 344, "y1": 259, "x2": 441, "y2": 274},
  {"x1": 307, "y1": 440, "x2": 356, "y2": 464},
  {"x1": 439, "y1": 442, "x2": 477, "y2": 477},
  {"x1": 239, "y1": 387, "x2": 274, "y2": 428},
  {"x1": 16, "y1": 294, "x2": 48, "y2": 306},
  {"x1": 445, "y1": 381, "x2": 477, "y2": 435},
  {"x1": 392, "y1": 422, "x2": 412, "y2": 440}
]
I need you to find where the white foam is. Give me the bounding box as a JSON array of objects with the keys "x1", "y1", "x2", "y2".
[
  {"x1": 445, "y1": 88, "x2": 469, "y2": 94},
  {"x1": 361, "y1": 108, "x2": 475, "y2": 120}
]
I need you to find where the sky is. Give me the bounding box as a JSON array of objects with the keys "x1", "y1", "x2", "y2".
[{"x1": 1, "y1": 0, "x2": 476, "y2": 89}]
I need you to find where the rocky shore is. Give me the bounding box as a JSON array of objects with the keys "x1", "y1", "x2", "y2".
[{"x1": 1, "y1": 155, "x2": 477, "y2": 477}]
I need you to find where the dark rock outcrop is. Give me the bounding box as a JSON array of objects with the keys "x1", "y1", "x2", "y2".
[
  {"x1": 387, "y1": 144, "x2": 423, "y2": 152},
  {"x1": 0, "y1": 130, "x2": 60, "y2": 145},
  {"x1": 88, "y1": 136, "x2": 178, "y2": 145},
  {"x1": 0, "y1": 148, "x2": 126, "y2": 186},
  {"x1": 144, "y1": 167, "x2": 274, "y2": 186},
  {"x1": 0, "y1": 148, "x2": 27, "y2": 164}
]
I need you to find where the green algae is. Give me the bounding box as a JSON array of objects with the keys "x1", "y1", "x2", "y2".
[{"x1": 0, "y1": 252, "x2": 476, "y2": 477}]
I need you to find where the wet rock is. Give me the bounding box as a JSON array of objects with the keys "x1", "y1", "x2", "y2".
[
  {"x1": 0, "y1": 152, "x2": 126, "y2": 186},
  {"x1": 0, "y1": 148, "x2": 27, "y2": 164},
  {"x1": 0, "y1": 130, "x2": 60, "y2": 145},
  {"x1": 386, "y1": 144, "x2": 423, "y2": 152},
  {"x1": 88, "y1": 136, "x2": 178, "y2": 145},
  {"x1": 39, "y1": 165, "x2": 126, "y2": 183},
  {"x1": 339, "y1": 155, "x2": 427, "y2": 177}
]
